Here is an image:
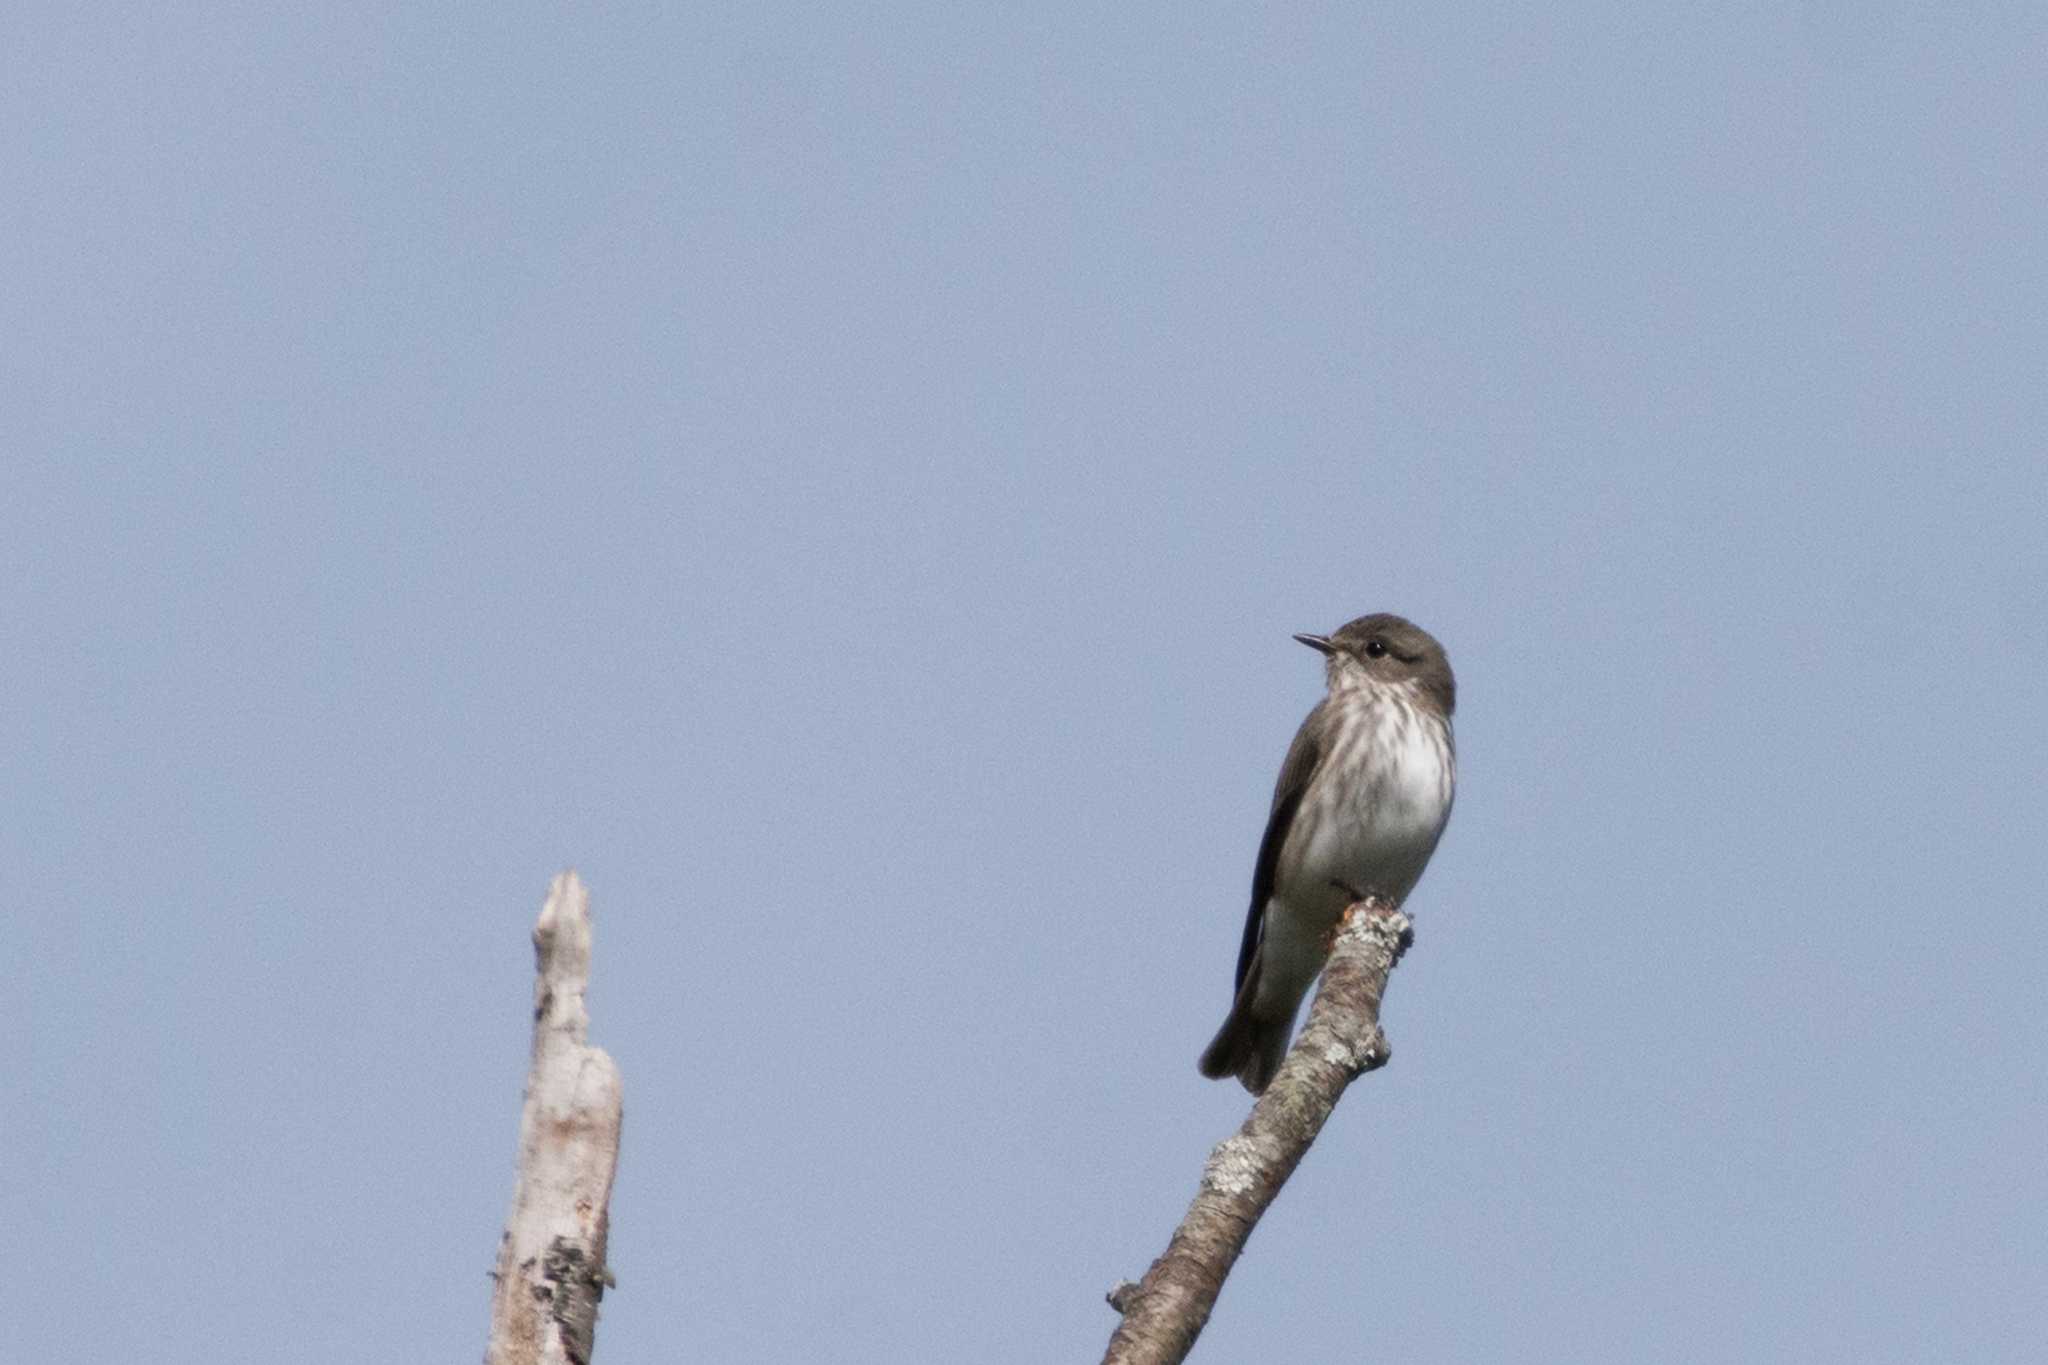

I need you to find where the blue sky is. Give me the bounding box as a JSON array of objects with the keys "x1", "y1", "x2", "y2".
[{"x1": 7, "y1": 4, "x2": 2046, "y2": 1361}]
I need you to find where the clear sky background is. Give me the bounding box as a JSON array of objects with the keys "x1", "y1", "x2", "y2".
[{"x1": 7, "y1": 4, "x2": 2045, "y2": 1362}]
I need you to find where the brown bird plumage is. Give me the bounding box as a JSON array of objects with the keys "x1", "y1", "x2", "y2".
[{"x1": 1199, "y1": 614, "x2": 1456, "y2": 1093}]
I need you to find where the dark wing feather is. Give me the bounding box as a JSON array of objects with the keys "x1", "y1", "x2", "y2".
[{"x1": 1232, "y1": 702, "x2": 1327, "y2": 992}]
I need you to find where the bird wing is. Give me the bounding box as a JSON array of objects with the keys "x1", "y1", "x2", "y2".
[{"x1": 1232, "y1": 701, "x2": 1326, "y2": 992}]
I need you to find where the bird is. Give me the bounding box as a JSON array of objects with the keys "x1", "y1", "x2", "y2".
[{"x1": 1198, "y1": 613, "x2": 1456, "y2": 1094}]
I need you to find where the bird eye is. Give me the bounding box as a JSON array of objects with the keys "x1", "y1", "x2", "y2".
[{"x1": 1364, "y1": 639, "x2": 1387, "y2": 658}]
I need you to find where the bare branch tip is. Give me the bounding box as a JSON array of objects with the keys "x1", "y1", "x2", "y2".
[
  {"x1": 533, "y1": 872, "x2": 596, "y2": 981},
  {"x1": 1101, "y1": 893, "x2": 1423, "y2": 1363}
]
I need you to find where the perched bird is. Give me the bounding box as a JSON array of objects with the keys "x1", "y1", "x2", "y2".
[{"x1": 1198, "y1": 614, "x2": 1456, "y2": 1094}]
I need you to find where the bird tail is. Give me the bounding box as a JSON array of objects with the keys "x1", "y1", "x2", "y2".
[{"x1": 1197, "y1": 970, "x2": 1290, "y2": 1095}]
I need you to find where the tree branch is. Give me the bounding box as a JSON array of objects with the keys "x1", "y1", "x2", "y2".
[
  {"x1": 486, "y1": 871, "x2": 625, "y2": 1365},
  {"x1": 1102, "y1": 898, "x2": 1413, "y2": 1365}
]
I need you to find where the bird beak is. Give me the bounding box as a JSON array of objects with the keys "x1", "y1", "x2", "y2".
[{"x1": 1293, "y1": 633, "x2": 1336, "y2": 656}]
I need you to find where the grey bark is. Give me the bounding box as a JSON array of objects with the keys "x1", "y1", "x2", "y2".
[
  {"x1": 485, "y1": 871, "x2": 624, "y2": 1365},
  {"x1": 1102, "y1": 899, "x2": 1413, "y2": 1365}
]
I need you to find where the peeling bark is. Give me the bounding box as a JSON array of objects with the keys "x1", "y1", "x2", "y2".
[{"x1": 485, "y1": 871, "x2": 624, "y2": 1365}]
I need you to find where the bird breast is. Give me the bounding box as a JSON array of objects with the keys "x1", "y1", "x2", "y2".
[{"x1": 1281, "y1": 699, "x2": 1453, "y2": 914}]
